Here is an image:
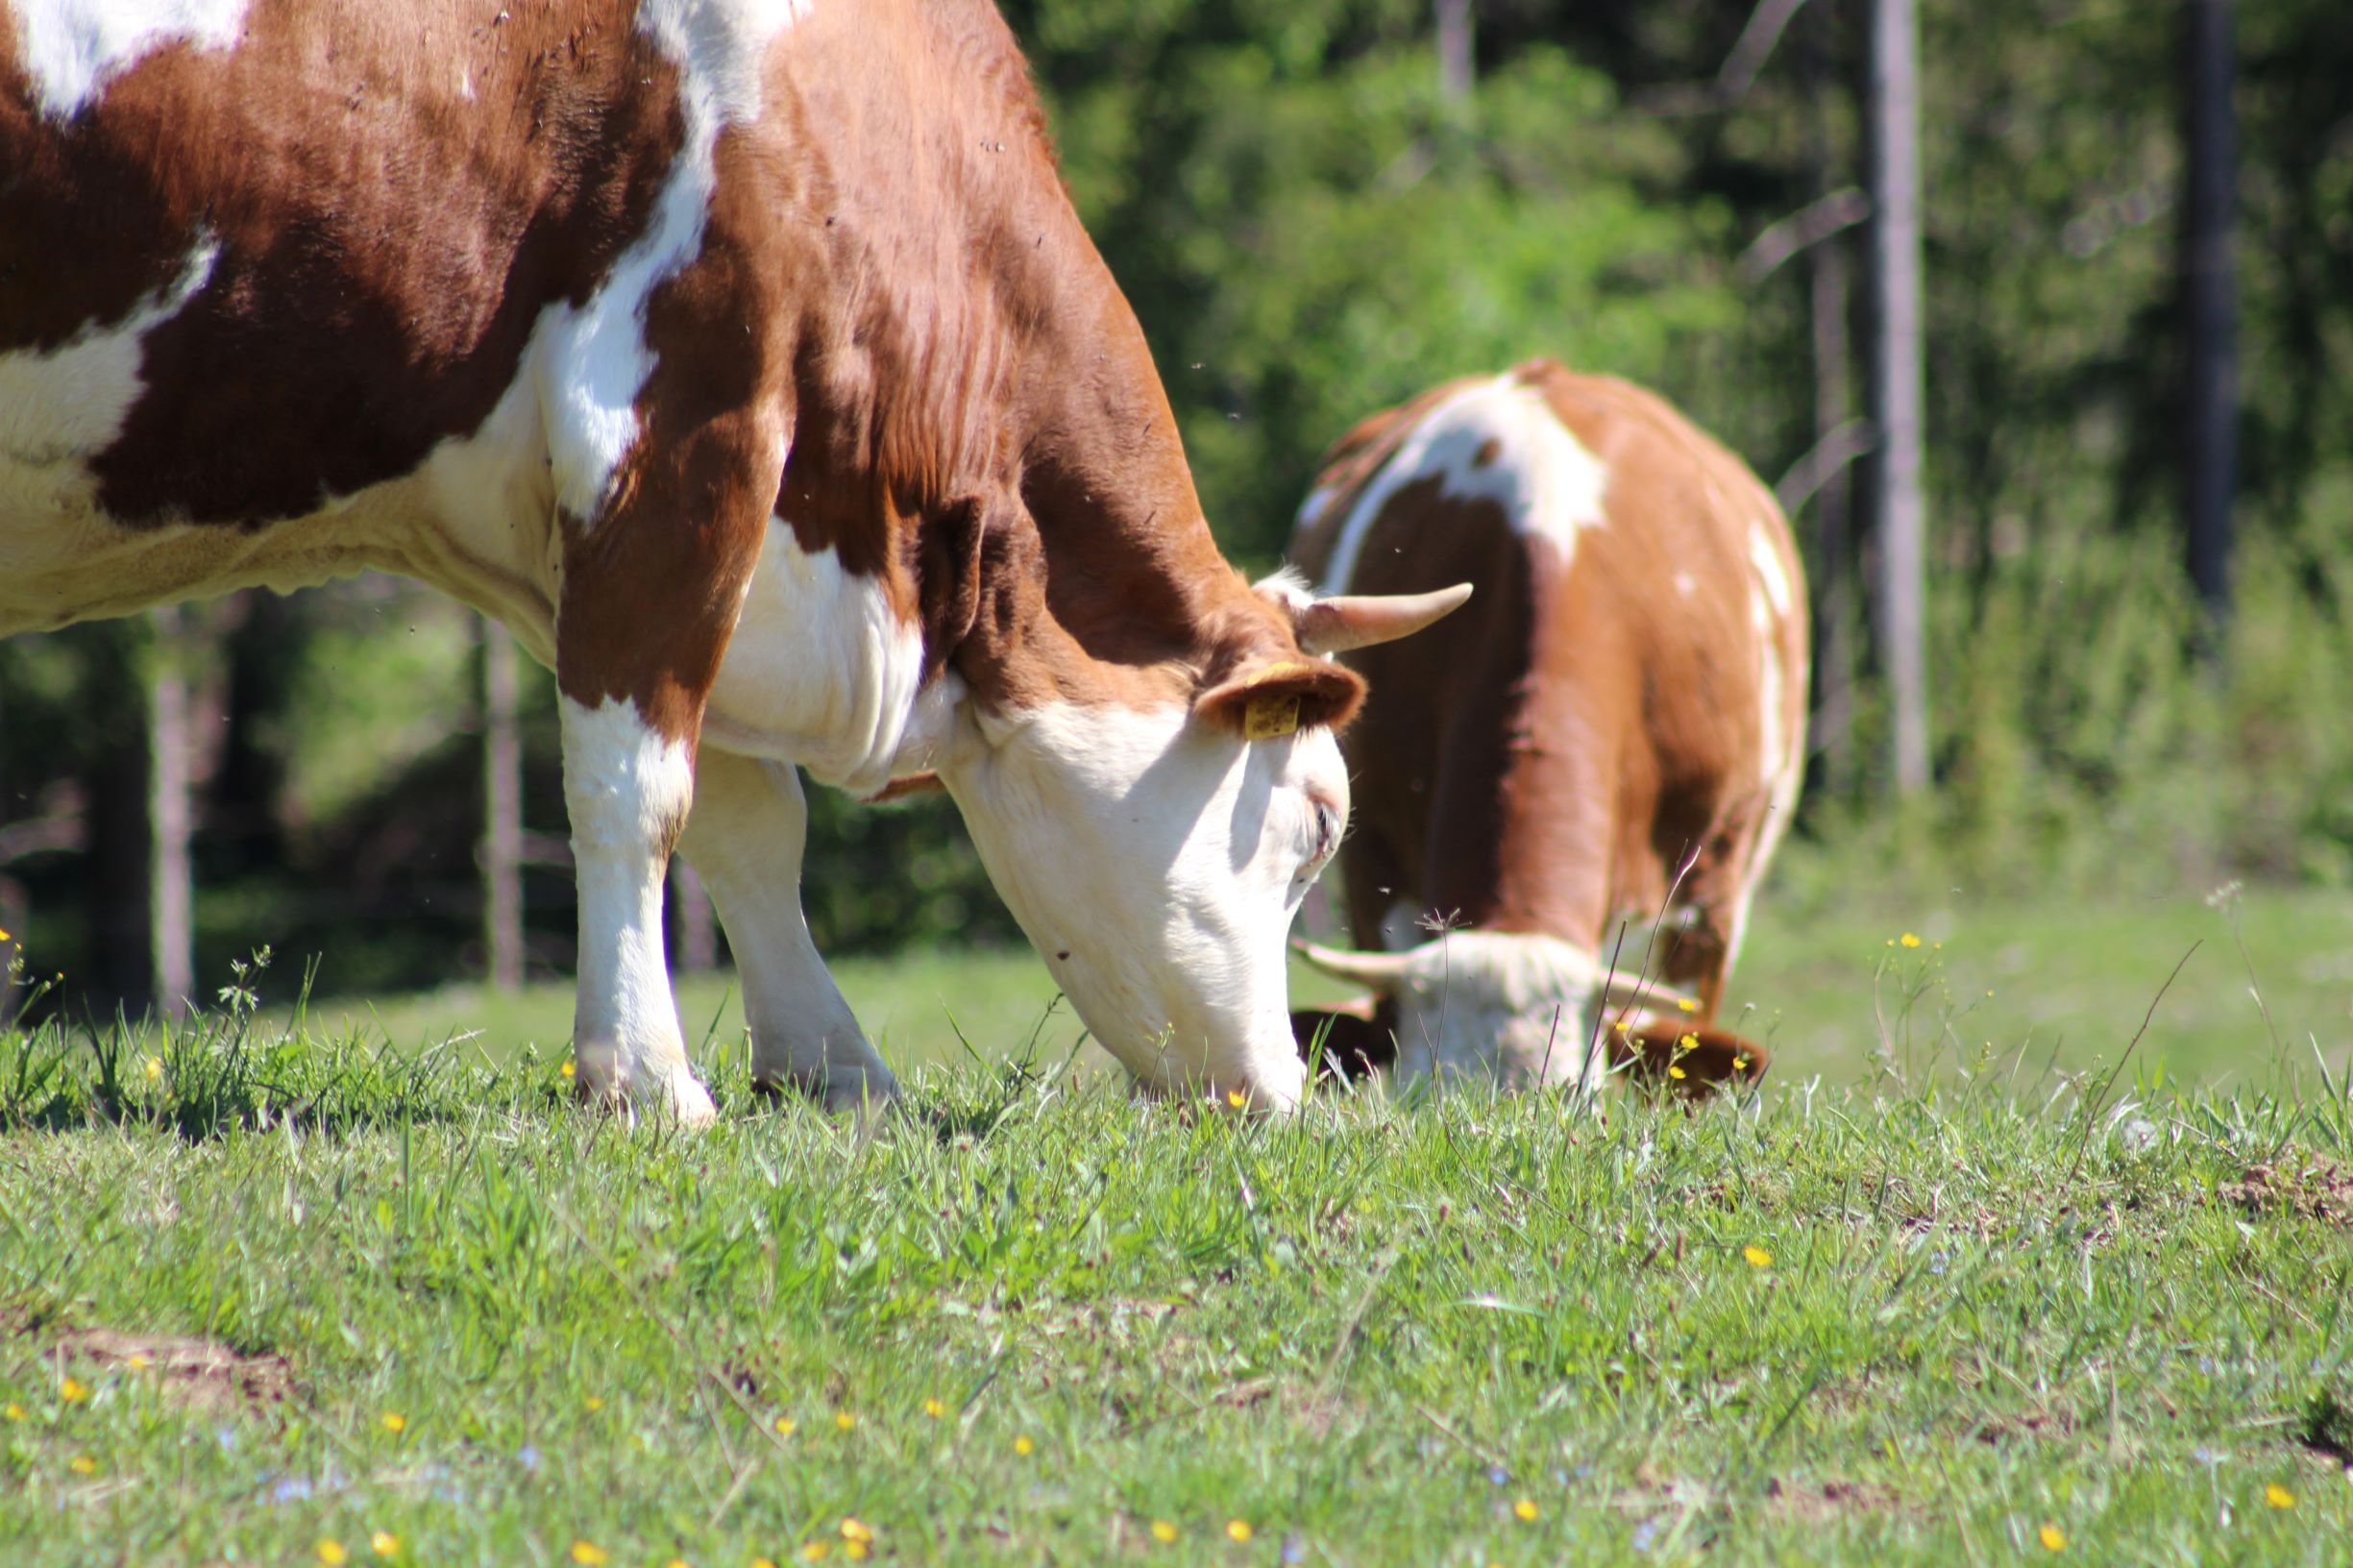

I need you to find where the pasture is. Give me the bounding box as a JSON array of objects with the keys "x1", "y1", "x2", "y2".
[{"x1": 3, "y1": 888, "x2": 2350, "y2": 1565}]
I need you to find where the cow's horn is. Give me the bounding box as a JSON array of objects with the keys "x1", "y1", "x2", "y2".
[
  {"x1": 1294, "y1": 583, "x2": 1474, "y2": 655},
  {"x1": 1292, "y1": 939, "x2": 1416, "y2": 993},
  {"x1": 1596, "y1": 968, "x2": 1700, "y2": 1016}
]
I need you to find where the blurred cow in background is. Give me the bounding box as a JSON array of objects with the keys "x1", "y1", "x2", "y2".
[{"x1": 1284, "y1": 360, "x2": 1806, "y2": 1096}]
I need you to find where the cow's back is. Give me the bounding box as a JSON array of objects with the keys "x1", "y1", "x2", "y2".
[{"x1": 1291, "y1": 359, "x2": 1806, "y2": 962}]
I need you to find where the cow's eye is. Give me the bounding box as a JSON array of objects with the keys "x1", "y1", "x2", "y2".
[{"x1": 1311, "y1": 799, "x2": 1340, "y2": 861}]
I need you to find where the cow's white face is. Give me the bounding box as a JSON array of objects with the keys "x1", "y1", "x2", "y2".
[
  {"x1": 1297, "y1": 931, "x2": 1698, "y2": 1092},
  {"x1": 942, "y1": 700, "x2": 1348, "y2": 1109}
]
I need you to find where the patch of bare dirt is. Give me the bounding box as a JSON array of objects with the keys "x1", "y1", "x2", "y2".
[
  {"x1": 46, "y1": 1327, "x2": 292, "y2": 1415},
  {"x1": 2222, "y1": 1159, "x2": 2353, "y2": 1228},
  {"x1": 1763, "y1": 1476, "x2": 1900, "y2": 1521}
]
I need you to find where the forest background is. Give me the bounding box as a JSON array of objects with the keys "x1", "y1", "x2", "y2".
[{"x1": 2, "y1": 0, "x2": 2347, "y2": 1028}]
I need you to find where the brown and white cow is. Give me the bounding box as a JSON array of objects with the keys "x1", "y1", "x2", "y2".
[
  {"x1": 1285, "y1": 360, "x2": 1806, "y2": 1094},
  {"x1": 0, "y1": 0, "x2": 1464, "y2": 1121}
]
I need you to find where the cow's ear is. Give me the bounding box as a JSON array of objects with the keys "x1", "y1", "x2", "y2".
[
  {"x1": 1192, "y1": 655, "x2": 1363, "y2": 739},
  {"x1": 1607, "y1": 1020, "x2": 1769, "y2": 1098}
]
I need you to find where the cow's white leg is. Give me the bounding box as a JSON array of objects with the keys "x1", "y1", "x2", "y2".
[
  {"x1": 561, "y1": 695, "x2": 717, "y2": 1127},
  {"x1": 677, "y1": 747, "x2": 898, "y2": 1111}
]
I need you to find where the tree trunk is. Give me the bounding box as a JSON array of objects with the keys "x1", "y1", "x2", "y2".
[
  {"x1": 149, "y1": 606, "x2": 194, "y2": 1018},
  {"x1": 480, "y1": 617, "x2": 525, "y2": 992},
  {"x1": 1867, "y1": 0, "x2": 1931, "y2": 794},
  {"x1": 2183, "y1": 0, "x2": 2237, "y2": 624},
  {"x1": 1803, "y1": 8, "x2": 1858, "y2": 791},
  {"x1": 1435, "y1": 0, "x2": 1473, "y2": 105}
]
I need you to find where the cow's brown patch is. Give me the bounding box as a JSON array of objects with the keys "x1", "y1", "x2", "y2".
[
  {"x1": 1609, "y1": 1020, "x2": 1769, "y2": 1098},
  {"x1": 2, "y1": 1, "x2": 685, "y2": 527}
]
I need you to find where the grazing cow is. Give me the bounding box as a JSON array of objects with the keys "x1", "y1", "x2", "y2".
[
  {"x1": 0, "y1": 0, "x2": 1465, "y2": 1120},
  {"x1": 1285, "y1": 360, "x2": 1806, "y2": 1094}
]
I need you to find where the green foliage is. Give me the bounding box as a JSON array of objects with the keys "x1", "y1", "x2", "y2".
[{"x1": 1015, "y1": 0, "x2": 1737, "y2": 562}]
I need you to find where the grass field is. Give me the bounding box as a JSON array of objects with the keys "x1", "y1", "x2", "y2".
[
  {"x1": 1, "y1": 888, "x2": 2350, "y2": 1563},
  {"x1": 282, "y1": 882, "x2": 2353, "y2": 1094}
]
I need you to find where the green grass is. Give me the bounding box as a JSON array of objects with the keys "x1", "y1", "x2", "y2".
[
  {"x1": 282, "y1": 884, "x2": 2353, "y2": 1094},
  {"x1": 2, "y1": 943, "x2": 2350, "y2": 1564}
]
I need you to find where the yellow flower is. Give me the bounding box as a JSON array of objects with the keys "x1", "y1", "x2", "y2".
[
  {"x1": 317, "y1": 1542, "x2": 349, "y2": 1566},
  {"x1": 370, "y1": 1532, "x2": 399, "y2": 1558},
  {"x1": 800, "y1": 1545, "x2": 829, "y2": 1561},
  {"x1": 1900, "y1": 932, "x2": 1922, "y2": 948},
  {"x1": 2038, "y1": 1524, "x2": 2065, "y2": 1551},
  {"x1": 1014, "y1": 1434, "x2": 1035, "y2": 1456},
  {"x1": 380, "y1": 1411, "x2": 406, "y2": 1434},
  {"x1": 60, "y1": 1376, "x2": 87, "y2": 1403},
  {"x1": 1226, "y1": 1088, "x2": 1246, "y2": 1109},
  {"x1": 128, "y1": 1354, "x2": 151, "y2": 1370},
  {"x1": 833, "y1": 1409, "x2": 856, "y2": 1432},
  {"x1": 844, "y1": 1546, "x2": 869, "y2": 1563},
  {"x1": 840, "y1": 1520, "x2": 873, "y2": 1544},
  {"x1": 922, "y1": 1397, "x2": 946, "y2": 1418},
  {"x1": 584, "y1": 1395, "x2": 603, "y2": 1411},
  {"x1": 0, "y1": 927, "x2": 11, "y2": 941},
  {"x1": 68, "y1": 1454, "x2": 96, "y2": 1475},
  {"x1": 773, "y1": 1416, "x2": 797, "y2": 1436},
  {"x1": 1743, "y1": 1244, "x2": 1773, "y2": 1269},
  {"x1": 1667, "y1": 1065, "x2": 1687, "y2": 1080},
  {"x1": 1679, "y1": 1033, "x2": 1699, "y2": 1051},
  {"x1": 570, "y1": 1544, "x2": 610, "y2": 1566},
  {"x1": 1149, "y1": 1520, "x2": 1179, "y2": 1544},
  {"x1": 665, "y1": 1560, "x2": 690, "y2": 1568},
  {"x1": 2264, "y1": 1482, "x2": 2295, "y2": 1509},
  {"x1": 561, "y1": 1060, "x2": 576, "y2": 1079},
  {"x1": 1677, "y1": 997, "x2": 1699, "y2": 1013},
  {"x1": 1733, "y1": 1054, "x2": 1751, "y2": 1072},
  {"x1": 1226, "y1": 1520, "x2": 1253, "y2": 1543},
  {"x1": 142, "y1": 1055, "x2": 162, "y2": 1082},
  {"x1": 4, "y1": 1402, "x2": 24, "y2": 1421},
  {"x1": 1512, "y1": 1498, "x2": 1539, "y2": 1522}
]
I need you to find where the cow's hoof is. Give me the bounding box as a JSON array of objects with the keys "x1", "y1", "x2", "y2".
[
  {"x1": 748, "y1": 1064, "x2": 901, "y2": 1115},
  {"x1": 662, "y1": 1075, "x2": 721, "y2": 1130}
]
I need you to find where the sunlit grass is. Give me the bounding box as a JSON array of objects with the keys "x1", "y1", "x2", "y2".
[{"x1": 1, "y1": 962, "x2": 2348, "y2": 1564}]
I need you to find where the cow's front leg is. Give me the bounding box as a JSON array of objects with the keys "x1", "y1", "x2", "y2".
[
  {"x1": 559, "y1": 693, "x2": 716, "y2": 1127},
  {"x1": 553, "y1": 404, "x2": 776, "y2": 1127},
  {"x1": 678, "y1": 747, "x2": 898, "y2": 1111}
]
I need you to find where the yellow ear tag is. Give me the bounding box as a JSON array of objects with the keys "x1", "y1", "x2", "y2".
[{"x1": 1244, "y1": 693, "x2": 1301, "y2": 741}]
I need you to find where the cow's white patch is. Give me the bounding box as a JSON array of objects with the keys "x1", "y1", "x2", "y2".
[
  {"x1": 699, "y1": 520, "x2": 929, "y2": 795},
  {"x1": 0, "y1": 238, "x2": 216, "y2": 468},
  {"x1": 1374, "y1": 930, "x2": 1636, "y2": 1090},
  {"x1": 8, "y1": 0, "x2": 248, "y2": 120},
  {"x1": 943, "y1": 699, "x2": 1346, "y2": 1108},
  {"x1": 1318, "y1": 375, "x2": 1606, "y2": 593},
  {"x1": 1750, "y1": 525, "x2": 1793, "y2": 619},
  {"x1": 561, "y1": 694, "x2": 714, "y2": 1125},
  {"x1": 1755, "y1": 627, "x2": 1784, "y2": 792},
  {"x1": 542, "y1": 0, "x2": 809, "y2": 523}
]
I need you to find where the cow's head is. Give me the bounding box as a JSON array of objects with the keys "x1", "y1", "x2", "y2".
[
  {"x1": 927, "y1": 574, "x2": 1469, "y2": 1110},
  {"x1": 1292, "y1": 933, "x2": 1764, "y2": 1095}
]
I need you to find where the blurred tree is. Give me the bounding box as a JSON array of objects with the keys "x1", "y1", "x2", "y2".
[{"x1": 2182, "y1": 0, "x2": 2237, "y2": 624}]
